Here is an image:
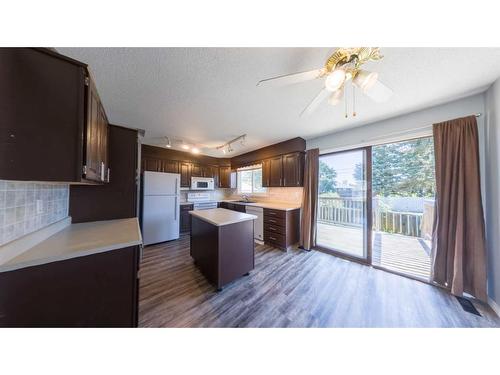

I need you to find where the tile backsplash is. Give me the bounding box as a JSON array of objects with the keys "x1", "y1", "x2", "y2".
[
  {"x1": 0, "y1": 181, "x2": 69, "y2": 246},
  {"x1": 226, "y1": 187, "x2": 303, "y2": 204}
]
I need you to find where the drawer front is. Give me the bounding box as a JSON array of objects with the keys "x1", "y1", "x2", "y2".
[
  {"x1": 180, "y1": 204, "x2": 194, "y2": 211},
  {"x1": 263, "y1": 208, "x2": 286, "y2": 219},
  {"x1": 264, "y1": 231, "x2": 286, "y2": 246},
  {"x1": 263, "y1": 215, "x2": 286, "y2": 227},
  {"x1": 264, "y1": 223, "x2": 285, "y2": 235}
]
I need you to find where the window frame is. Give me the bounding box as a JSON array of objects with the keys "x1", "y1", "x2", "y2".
[{"x1": 237, "y1": 166, "x2": 267, "y2": 195}]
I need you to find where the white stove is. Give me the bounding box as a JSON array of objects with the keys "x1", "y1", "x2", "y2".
[{"x1": 187, "y1": 192, "x2": 218, "y2": 210}]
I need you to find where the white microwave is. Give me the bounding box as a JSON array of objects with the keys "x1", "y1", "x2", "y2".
[{"x1": 191, "y1": 177, "x2": 215, "y2": 190}]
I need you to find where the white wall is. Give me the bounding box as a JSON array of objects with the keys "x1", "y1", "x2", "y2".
[
  {"x1": 306, "y1": 93, "x2": 485, "y2": 153},
  {"x1": 485, "y1": 80, "x2": 500, "y2": 310}
]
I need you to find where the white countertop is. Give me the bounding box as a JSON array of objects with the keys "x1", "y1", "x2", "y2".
[
  {"x1": 220, "y1": 200, "x2": 301, "y2": 211},
  {"x1": 190, "y1": 208, "x2": 257, "y2": 226},
  {"x1": 0, "y1": 218, "x2": 142, "y2": 273}
]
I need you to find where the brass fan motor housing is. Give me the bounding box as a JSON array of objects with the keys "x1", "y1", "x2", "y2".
[{"x1": 324, "y1": 47, "x2": 383, "y2": 77}]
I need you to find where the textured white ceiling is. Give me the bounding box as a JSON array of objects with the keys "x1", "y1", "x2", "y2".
[{"x1": 58, "y1": 47, "x2": 500, "y2": 156}]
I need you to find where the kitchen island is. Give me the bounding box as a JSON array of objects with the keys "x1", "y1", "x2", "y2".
[{"x1": 189, "y1": 208, "x2": 257, "y2": 290}]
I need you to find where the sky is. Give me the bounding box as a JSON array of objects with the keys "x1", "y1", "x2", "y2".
[{"x1": 320, "y1": 150, "x2": 363, "y2": 187}]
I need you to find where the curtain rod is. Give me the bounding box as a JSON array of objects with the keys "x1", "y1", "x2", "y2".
[{"x1": 317, "y1": 112, "x2": 484, "y2": 154}]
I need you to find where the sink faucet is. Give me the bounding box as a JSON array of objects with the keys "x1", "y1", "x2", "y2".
[{"x1": 241, "y1": 194, "x2": 250, "y2": 202}]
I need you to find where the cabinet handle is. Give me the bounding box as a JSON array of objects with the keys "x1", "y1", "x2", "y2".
[
  {"x1": 107, "y1": 168, "x2": 110, "y2": 183},
  {"x1": 100, "y1": 162, "x2": 105, "y2": 181},
  {"x1": 269, "y1": 219, "x2": 276, "y2": 223},
  {"x1": 270, "y1": 236, "x2": 276, "y2": 241},
  {"x1": 269, "y1": 226, "x2": 276, "y2": 231}
]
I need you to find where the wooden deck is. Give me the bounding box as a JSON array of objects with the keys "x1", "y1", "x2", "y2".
[{"x1": 317, "y1": 223, "x2": 431, "y2": 280}]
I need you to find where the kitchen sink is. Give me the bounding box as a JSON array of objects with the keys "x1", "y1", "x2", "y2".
[{"x1": 234, "y1": 200, "x2": 257, "y2": 203}]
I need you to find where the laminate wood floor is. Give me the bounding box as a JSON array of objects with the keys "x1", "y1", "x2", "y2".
[{"x1": 138, "y1": 234, "x2": 500, "y2": 328}]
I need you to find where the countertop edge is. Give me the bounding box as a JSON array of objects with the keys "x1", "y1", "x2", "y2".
[
  {"x1": 0, "y1": 239, "x2": 142, "y2": 274},
  {"x1": 189, "y1": 210, "x2": 257, "y2": 227}
]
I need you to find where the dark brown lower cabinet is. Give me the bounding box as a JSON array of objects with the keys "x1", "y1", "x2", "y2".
[
  {"x1": 0, "y1": 246, "x2": 140, "y2": 327},
  {"x1": 219, "y1": 202, "x2": 246, "y2": 212},
  {"x1": 264, "y1": 208, "x2": 300, "y2": 250},
  {"x1": 180, "y1": 204, "x2": 194, "y2": 233}
]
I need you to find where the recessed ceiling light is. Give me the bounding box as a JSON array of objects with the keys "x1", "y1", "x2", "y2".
[{"x1": 191, "y1": 147, "x2": 200, "y2": 154}]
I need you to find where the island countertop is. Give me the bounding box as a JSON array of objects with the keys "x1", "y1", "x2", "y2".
[
  {"x1": 0, "y1": 217, "x2": 142, "y2": 273},
  {"x1": 189, "y1": 208, "x2": 257, "y2": 226}
]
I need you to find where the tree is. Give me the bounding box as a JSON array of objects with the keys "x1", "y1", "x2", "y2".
[
  {"x1": 319, "y1": 160, "x2": 337, "y2": 195},
  {"x1": 372, "y1": 137, "x2": 435, "y2": 197}
]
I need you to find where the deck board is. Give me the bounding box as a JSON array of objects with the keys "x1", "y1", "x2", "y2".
[{"x1": 317, "y1": 223, "x2": 431, "y2": 280}]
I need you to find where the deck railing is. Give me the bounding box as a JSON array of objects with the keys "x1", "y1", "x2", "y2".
[{"x1": 317, "y1": 196, "x2": 432, "y2": 238}]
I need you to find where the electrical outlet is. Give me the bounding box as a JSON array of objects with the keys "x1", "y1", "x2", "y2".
[{"x1": 36, "y1": 199, "x2": 43, "y2": 214}]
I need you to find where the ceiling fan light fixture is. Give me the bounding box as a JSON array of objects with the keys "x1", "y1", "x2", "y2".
[
  {"x1": 325, "y1": 69, "x2": 346, "y2": 92},
  {"x1": 328, "y1": 87, "x2": 344, "y2": 106},
  {"x1": 353, "y1": 69, "x2": 378, "y2": 92}
]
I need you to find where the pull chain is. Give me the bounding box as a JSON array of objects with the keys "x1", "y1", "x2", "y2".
[
  {"x1": 344, "y1": 84, "x2": 348, "y2": 118},
  {"x1": 353, "y1": 84, "x2": 357, "y2": 117}
]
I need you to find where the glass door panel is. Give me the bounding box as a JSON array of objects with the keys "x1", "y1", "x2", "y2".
[{"x1": 316, "y1": 148, "x2": 369, "y2": 261}]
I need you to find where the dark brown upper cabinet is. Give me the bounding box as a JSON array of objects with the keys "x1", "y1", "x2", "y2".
[
  {"x1": 179, "y1": 162, "x2": 191, "y2": 187},
  {"x1": 269, "y1": 156, "x2": 283, "y2": 187},
  {"x1": 84, "y1": 76, "x2": 109, "y2": 183},
  {"x1": 141, "y1": 157, "x2": 161, "y2": 172},
  {"x1": 261, "y1": 152, "x2": 304, "y2": 187},
  {"x1": 218, "y1": 166, "x2": 236, "y2": 188},
  {"x1": 0, "y1": 48, "x2": 109, "y2": 184},
  {"x1": 161, "y1": 159, "x2": 179, "y2": 174},
  {"x1": 282, "y1": 152, "x2": 304, "y2": 187},
  {"x1": 190, "y1": 163, "x2": 202, "y2": 178}
]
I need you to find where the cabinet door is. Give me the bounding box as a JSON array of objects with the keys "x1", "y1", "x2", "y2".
[
  {"x1": 180, "y1": 162, "x2": 191, "y2": 187},
  {"x1": 262, "y1": 159, "x2": 271, "y2": 187},
  {"x1": 282, "y1": 152, "x2": 304, "y2": 187},
  {"x1": 142, "y1": 158, "x2": 160, "y2": 172},
  {"x1": 162, "y1": 160, "x2": 179, "y2": 174},
  {"x1": 98, "y1": 104, "x2": 109, "y2": 182},
  {"x1": 191, "y1": 163, "x2": 202, "y2": 177},
  {"x1": 84, "y1": 77, "x2": 101, "y2": 182},
  {"x1": 218, "y1": 166, "x2": 231, "y2": 188},
  {"x1": 269, "y1": 156, "x2": 283, "y2": 187}
]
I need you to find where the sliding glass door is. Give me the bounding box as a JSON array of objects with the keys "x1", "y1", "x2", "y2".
[
  {"x1": 371, "y1": 137, "x2": 434, "y2": 280},
  {"x1": 316, "y1": 148, "x2": 371, "y2": 262}
]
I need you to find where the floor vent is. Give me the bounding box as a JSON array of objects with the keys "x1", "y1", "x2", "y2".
[{"x1": 456, "y1": 296, "x2": 481, "y2": 316}]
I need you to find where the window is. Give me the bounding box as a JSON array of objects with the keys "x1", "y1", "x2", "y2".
[{"x1": 237, "y1": 167, "x2": 266, "y2": 194}]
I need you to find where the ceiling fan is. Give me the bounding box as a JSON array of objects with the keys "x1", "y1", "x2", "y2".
[{"x1": 257, "y1": 47, "x2": 393, "y2": 117}]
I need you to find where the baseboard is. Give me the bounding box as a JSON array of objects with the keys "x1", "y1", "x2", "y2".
[{"x1": 488, "y1": 297, "x2": 500, "y2": 318}]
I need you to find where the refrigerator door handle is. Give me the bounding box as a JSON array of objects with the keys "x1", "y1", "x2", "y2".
[{"x1": 175, "y1": 197, "x2": 178, "y2": 221}]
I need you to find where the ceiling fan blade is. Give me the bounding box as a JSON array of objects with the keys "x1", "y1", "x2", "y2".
[
  {"x1": 364, "y1": 80, "x2": 393, "y2": 103},
  {"x1": 257, "y1": 68, "x2": 325, "y2": 87},
  {"x1": 301, "y1": 88, "x2": 330, "y2": 116}
]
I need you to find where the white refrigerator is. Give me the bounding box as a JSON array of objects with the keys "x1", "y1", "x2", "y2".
[{"x1": 142, "y1": 171, "x2": 180, "y2": 245}]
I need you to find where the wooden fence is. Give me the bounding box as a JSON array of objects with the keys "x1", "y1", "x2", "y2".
[{"x1": 317, "y1": 197, "x2": 426, "y2": 238}]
